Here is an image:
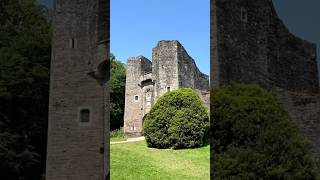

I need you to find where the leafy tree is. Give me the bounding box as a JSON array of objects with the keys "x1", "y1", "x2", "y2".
[
  {"x1": 110, "y1": 53, "x2": 126, "y2": 130},
  {"x1": 0, "y1": 0, "x2": 51, "y2": 179},
  {"x1": 144, "y1": 88, "x2": 209, "y2": 149},
  {"x1": 211, "y1": 84, "x2": 319, "y2": 179}
]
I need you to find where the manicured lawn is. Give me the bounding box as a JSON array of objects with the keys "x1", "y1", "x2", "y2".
[{"x1": 110, "y1": 141, "x2": 210, "y2": 180}]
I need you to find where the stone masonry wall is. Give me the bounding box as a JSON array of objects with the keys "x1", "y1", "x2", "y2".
[
  {"x1": 124, "y1": 40, "x2": 210, "y2": 137},
  {"x1": 214, "y1": 0, "x2": 271, "y2": 88},
  {"x1": 276, "y1": 89, "x2": 320, "y2": 160},
  {"x1": 267, "y1": 3, "x2": 319, "y2": 93},
  {"x1": 152, "y1": 41, "x2": 180, "y2": 99},
  {"x1": 213, "y1": 0, "x2": 320, "y2": 159},
  {"x1": 123, "y1": 56, "x2": 152, "y2": 137},
  {"x1": 214, "y1": 0, "x2": 319, "y2": 92},
  {"x1": 46, "y1": 0, "x2": 108, "y2": 179},
  {"x1": 177, "y1": 41, "x2": 210, "y2": 91}
]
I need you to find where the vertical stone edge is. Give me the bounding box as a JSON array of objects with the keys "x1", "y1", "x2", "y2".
[
  {"x1": 210, "y1": 0, "x2": 215, "y2": 179},
  {"x1": 104, "y1": 0, "x2": 110, "y2": 178}
]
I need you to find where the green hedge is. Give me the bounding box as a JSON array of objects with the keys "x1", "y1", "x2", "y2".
[
  {"x1": 143, "y1": 88, "x2": 209, "y2": 149},
  {"x1": 212, "y1": 84, "x2": 319, "y2": 179}
]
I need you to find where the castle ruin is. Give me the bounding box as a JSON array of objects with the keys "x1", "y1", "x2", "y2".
[
  {"x1": 46, "y1": 0, "x2": 109, "y2": 179},
  {"x1": 212, "y1": 0, "x2": 320, "y2": 159},
  {"x1": 123, "y1": 40, "x2": 210, "y2": 137}
]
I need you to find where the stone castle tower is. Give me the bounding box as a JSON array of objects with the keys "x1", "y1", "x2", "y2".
[
  {"x1": 212, "y1": 0, "x2": 320, "y2": 159},
  {"x1": 212, "y1": 0, "x2": 319, "y2": 92},
  {"x1": 124, "y1": 40, "x2": 210, "y2": 137},
  {"x1": 46, "y1": 0, "x2": 109, "y2": 179}
]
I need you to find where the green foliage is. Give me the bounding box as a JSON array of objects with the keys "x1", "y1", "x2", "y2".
[
  {"x1": 110, "y1": 53, "x2": 126, "y2": 130},
  {"x1": 0, "y1": 0, "x2": 51, "y2": 179},
  {"x1": 144, "y1": 88, "x2": 209, "y2": 149},
  {"x1": 212, "y1": 84, "x2": 319, "y2": 179},
  {"x1": 110, "y1": 127, "x2": 125, "y2": 138},
  {"x1": 110, "y1": 127, "x2": 126, "y2": 142}
]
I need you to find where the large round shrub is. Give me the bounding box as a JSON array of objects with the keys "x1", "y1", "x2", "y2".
[
  {"x1": 211, "y1": 84, "x2": 319, "y2": 179},
  {"x1": 143, "y1": 88, "x2": 209, "y2": 149}
]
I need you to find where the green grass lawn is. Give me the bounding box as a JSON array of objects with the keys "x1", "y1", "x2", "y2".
[
  {"x1": 110, "y1": 140, "x2": 210, "y2": 180},
  {"x1": 110, "y1": 137, "x2": 127, "y2": 142}
]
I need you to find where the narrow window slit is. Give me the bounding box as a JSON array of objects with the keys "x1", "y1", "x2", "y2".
[
  {"x1": 241, "y1": 8, "x2": 248, "y2": 22},
  {"x1": 134, "y1": 95, "x2": 139, "y2": 102},
  {"x1": 80, "y1": 109, "x2": 90, "y2": 123}
]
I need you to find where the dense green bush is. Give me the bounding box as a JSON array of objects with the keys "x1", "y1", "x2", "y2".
[
  {"x1": 144, "y1": 88, "x2": 209, "y2": 149},
  {"x1": 211, "y1": 84, "x2": 319, "y2": 179}
]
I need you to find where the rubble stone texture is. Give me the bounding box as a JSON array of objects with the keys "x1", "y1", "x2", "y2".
[
  {"x1": 212, "y1": 0, "x2": 320, "y2": 159},
  {"x1": 124, "y1": 40, "x2": 210, "y2": 137},
  {"x1": 46, "y1": 0, "x2": 110, "y2": 179}
]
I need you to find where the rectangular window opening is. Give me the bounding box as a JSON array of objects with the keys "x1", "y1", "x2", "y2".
[
  {"x1": 70, "y1": 38, "x2": 75, "y2": 49},
  {"x1": 241, "y1": 8, "x2": 248, "y2": 22},
  {"x1": 72, "y1": 38, "x2": 75, "y2": 48},
  {"x1": 80, "y1": 109, "x2": 90, "y2": 123}
]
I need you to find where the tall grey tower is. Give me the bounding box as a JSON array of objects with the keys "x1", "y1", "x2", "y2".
[{"x1": 46, "y1": 0, "x2": 109, "y2": 179}]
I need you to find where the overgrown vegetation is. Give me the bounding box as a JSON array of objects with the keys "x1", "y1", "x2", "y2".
[
  {"x1": 211, "y1": 84, "x2": 319, "y2": 179},
  {"x1": 110, "y1": 127, "x2": 126, "y2": 142},
  {"x1": 110, "y1": 53, "x2": 126, "y2": 130},
  {"x1": 144, "y1": 88, "x2": 209, "y2": 149},
  {"x1": 0, "y1": 0, "x2": 51, "y2": 179}
]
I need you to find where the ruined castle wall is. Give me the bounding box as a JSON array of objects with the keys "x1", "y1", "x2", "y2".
[
  {"x1": 177, "y1": 42, "x2": 210, "y2": 91},
  {"x1": 215, "y1": 0, "x2": 319, "y2": 93},
  {"x1": 46, "y1": 0, "x2": 108, "y2": 179},
  {"x1": 124, "y1": 41, "x2": 210, "y2": 137},
  {"x1": 123, "y1": 56, "x2": 152, "y2": 136},
  {"x1": 196, "y1": 90, "x2": 210, "y2": 111},
  {"x1": 268, "y1": 11, "x2": 319, "y2": 93},
  {"x1": 214, "y1": 0, "x2": 320, "y2": 158},
  {"x1": 141, "y1": 57, "x2": 152, "y2": 74},
  {"x1": 152, "y1": 41, "x2": 180, "y2": 98},
  {"x1": 142, "y1": 82, "x2": 154, "y2": 117},
  {"x1": 215, "y1": 0, "x2": 271, "y2": 88}
]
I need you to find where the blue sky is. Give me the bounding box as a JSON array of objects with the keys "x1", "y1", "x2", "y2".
[
  {"x1": 111, "y1": 0, "x2": 210, "y2": 75},
  {"x1": 273, "y1": 1, "x2": 320, "y2": 45},
  {"x1": 41, "y1": 0, "x2": 320, "y2": 77}
]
